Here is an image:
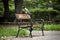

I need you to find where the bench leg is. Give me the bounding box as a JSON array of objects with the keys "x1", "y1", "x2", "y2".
[
  {"x1": 16, "y1": 21, "x2": 21, "y2": 38},
  {"x1": 16, "y1": 26, "x2": 20, "y2": 37},
  {"x1": 41, "y1": 26, "x2": 44, "y2": 36},
  {"x1": 41, "y1": 20, "x2": 44, "y2": 36},
  {"x1": 29, "y1": 19, "x2": 33, "y2": 38},
  {"x1": 30, "y1": 27, "x2": 32, "y2": 38}
]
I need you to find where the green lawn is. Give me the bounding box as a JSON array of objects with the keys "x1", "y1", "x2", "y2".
[
  {"x1": 0, "y1": 25, "x2": 30, "y2": 37},
  {"x1": 0, "y1": 25, "x2": 17, "y2": 37},
  {"x1": 0, "y1": 24, "x2": 60, "y2": 37},
  {"x1": 44, "y1": 24, "x2": 60, "y2": 31}
]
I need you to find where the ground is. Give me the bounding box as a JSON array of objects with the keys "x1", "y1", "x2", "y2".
[{"x1": 4, "y1": 31, "x2": 60, "y2": 40}]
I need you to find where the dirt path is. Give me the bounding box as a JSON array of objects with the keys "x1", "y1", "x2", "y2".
[{"x1": 2, "y1": 31, "x2": 60, "y2": 40}]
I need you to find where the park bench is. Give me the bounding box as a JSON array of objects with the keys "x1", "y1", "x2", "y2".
[
  {"x1": 15, "y1": 13, "x2": 33, "y2": 38},
  {"x1": 15, "y1": 7, "x2": 44, "y2": 38},
  {"x1": 15, "y1": 13, "x2": 44, "y2": 38}
]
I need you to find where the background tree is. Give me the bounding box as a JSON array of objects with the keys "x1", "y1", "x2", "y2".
[
  {"x1": 0, "y1": 0, "x2": 60, "y2": 23},
  {"x1": 2, "y1": 0, "x2": 9, "y2": 22},
  {"x1": 15, "y1": 0, "x2": 23, "y2": 13}
]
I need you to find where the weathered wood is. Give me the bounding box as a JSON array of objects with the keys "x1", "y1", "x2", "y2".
[{"x1": 15, "y1": 14, "x2": 31, "y2": 20}]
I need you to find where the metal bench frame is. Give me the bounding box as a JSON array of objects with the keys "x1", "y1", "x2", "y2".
[
  {"x1": 15, "y1": 14, "x2": 44, "y2": 38},
  {"x1": 15, "y1": 9, "x2": 44, "y2": 38},
  {"x1": 15, "y1": 13, "x2": 33, "y2": 38}
]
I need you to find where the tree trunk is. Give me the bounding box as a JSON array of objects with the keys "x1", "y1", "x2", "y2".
[
  {"x1": 2, "y1": 0, "x2": 9, "y2": 22},
  {"x1": 15, "y1": 0, "x2": 23, "y2": 13}
]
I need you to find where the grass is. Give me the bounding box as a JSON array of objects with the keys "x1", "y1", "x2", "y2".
[
  {"x1": 0, "y1": 24, "x2": 60, "y2": 37},
  {"x1": 0, "y1": 25, "x2": 17, "y2": 37},
  {"x1": 44, "y1": 24, "x2": 60, "y2": 31},
  {"x1": 0, "y1": 25, "x2": 30, "y2": 37}
]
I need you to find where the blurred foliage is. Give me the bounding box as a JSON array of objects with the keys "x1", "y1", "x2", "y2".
[
  {"x1": 0, "y1": 0, "x2": 60, "y2": 22},
  {"x1": 44, "y1": 24, "x2": 60, "y2": 31},
  {"x1": 19, "y1": 29, "x2": 30, "y2": 36},
  {"x1": 0, "y1": 2, "x2": 4, "y2": 17},
  {"x1": 9, "y1": 0, "x2": 15, "y2": 11}
]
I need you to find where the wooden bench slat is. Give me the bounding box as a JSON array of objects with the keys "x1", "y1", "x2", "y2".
[
  {"x1": 18, "y1": 24, "x2": 42, "y2": 28},
  {"x1": 15, "y1": 14, "x2": 31, "y2": 19}
]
